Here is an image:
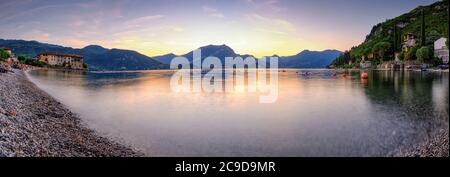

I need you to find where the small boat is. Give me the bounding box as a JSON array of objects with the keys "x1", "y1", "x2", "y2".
[
  {"x1": 300, "y1": 71, "x2": 312, "y2": 76},
  {"x1": 420, "y1": 64, "x2": 427, "y2": 72}
]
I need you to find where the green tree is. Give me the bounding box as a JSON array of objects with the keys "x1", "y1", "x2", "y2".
[
  {"x1": 17, "y1": 55, "x2": 45, "y2": 67},
  {"x1": 372, "y1": 42, "x2": 391, "y2": 62},
  {"x1": 416, "y1": 46, "x2": 430, "y2": 63},
  {"x1": 447, "y1": 0, "x2": 449, "y2": 48},
  {"x1": 420, "y1": 8, "x2": 426, "y2": 46},
  {"x1": 18, "y1": 55, "x2": 28, "y2": 62},
  {"x1": 0, "y1": 49, "x2": 11, "y2": 61},
  {"x1": 398, "y1": 51, "x2": 405, "y2": 61},
  {"x1": 426, "y1": 30, "x2": 441, "y2": 45},
  {"x1": 393, "y1": 26, "x2": 399, "y2": 52},
  {"x1": 406, "y1": 45, "x2": 419, "y2": 61}
]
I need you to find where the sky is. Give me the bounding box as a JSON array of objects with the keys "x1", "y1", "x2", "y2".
[{"x1": 0, "y1": 0, "x2": 440, "y2": 57}]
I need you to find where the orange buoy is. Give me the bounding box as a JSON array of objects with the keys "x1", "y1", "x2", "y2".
[{"x1": 361, "y1": 72, "x2": 369, "y2": 80}]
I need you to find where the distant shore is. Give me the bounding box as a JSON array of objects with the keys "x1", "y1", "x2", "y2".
[{"x1": 0, "y1": 69, "x2": 141, "y2": 157}]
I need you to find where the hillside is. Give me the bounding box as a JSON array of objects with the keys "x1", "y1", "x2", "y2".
[
  {"x1": 278, "y1": 50, "x2": 342, "y2": 68},
  {"x1": 331, "y1": 0, "x2": 449, "y2": 67},
  {"x1": 0, "y1": 39, "x2": 167, "y2": 71},
  {"x1": 1, "y1": 39, "x2": 342, "y2": 70}
]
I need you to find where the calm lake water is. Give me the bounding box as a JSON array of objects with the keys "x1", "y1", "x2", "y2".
[{"x1": 27, "y1": 69, "x2": 449, "y2": 156}]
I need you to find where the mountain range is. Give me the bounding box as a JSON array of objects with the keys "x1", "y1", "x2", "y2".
[
  {"x1": 1, "y1": 39, "x2": 341, "y2": 70},
  {"x1": 154, "y1": 44, "x2": 342, "y2": 68}
]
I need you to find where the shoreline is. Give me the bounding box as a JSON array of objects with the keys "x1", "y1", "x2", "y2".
[
  {"x1": 1, "y1": 69, "x2": 142, "y2": 157},
  {"x1": 1, "y1": 67, "x2": 448, "y2": 157}
]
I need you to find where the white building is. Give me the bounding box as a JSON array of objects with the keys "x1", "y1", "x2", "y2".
[{"x1": 434, "y1": 37, "x2": 449, "y2": 64}]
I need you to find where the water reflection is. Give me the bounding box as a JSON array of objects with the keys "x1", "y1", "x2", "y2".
[{"x1": 27, "y1": 69, "x2": 449, "y2": 156}]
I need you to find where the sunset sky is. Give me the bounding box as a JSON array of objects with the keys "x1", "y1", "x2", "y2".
[{"x1": 0, "y1": 0, "x2": 439, "y2": 57}]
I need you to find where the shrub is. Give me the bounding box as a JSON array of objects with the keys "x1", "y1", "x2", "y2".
[
  {"x1": 416, "y1": 46, "x2": 430, "y2": 63},
  {"x1": 0, "y1": 49, "x2": 10, "y2": 61}
]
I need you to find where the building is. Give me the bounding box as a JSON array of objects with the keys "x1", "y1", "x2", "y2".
[
  {"x1": 402, "y1": 33, "x2": 417, "y2": 52},
  {"x1": 434, "y1": 37, "x2": 449, "y2": 64},
  {"x1": 37, "y1": 52, "x2": 85, "y2": 69},
  {"x1": 360, "y1": 61, "x2": 372, "y2": 69}
]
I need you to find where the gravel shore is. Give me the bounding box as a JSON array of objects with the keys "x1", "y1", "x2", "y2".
[
  {"x1": 1, "y1": 69, "x2": 142, "y2": 157},
  {"x1": 395, "y1": 129, "x2": 449, "y2": 157}
]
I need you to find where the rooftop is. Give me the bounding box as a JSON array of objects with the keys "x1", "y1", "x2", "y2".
[{"x1": 38, "y1": 52, "x2": 83, "y2": 58}]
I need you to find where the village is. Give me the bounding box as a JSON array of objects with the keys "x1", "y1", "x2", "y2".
[
  {"x1": 0, "y1": 48, "x2": 86, "y2": 73},
  {"x1": 357, "y1": 34, "x2": 449, "y2": 71}
]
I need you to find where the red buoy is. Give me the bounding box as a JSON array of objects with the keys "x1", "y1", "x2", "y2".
[{"x1": 361, "y1": 72, "x2": 369, "y2": 80}]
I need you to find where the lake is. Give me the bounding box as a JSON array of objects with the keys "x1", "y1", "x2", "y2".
[{"x1": 27, "y1": 69, "x2": 449, "y2": 156}]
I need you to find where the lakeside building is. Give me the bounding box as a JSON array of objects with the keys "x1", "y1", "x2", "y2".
[
  {"x1": 434, "y1": 37, "x2": 449, "y2": 64},
  {"x1": 360, "y1": 61, "x2": 372, "y2": 69},
  {"x1": 402, "y1": 33, "x2": 417, "y2": 53},
  {"x1": 37, "y1": 52, "x2": 85, "y2": 70}
]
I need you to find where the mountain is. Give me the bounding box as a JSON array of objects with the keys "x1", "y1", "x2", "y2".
[
  {"x1": 278, "y1": 50, "x2": 342, "y2": 68},
  {"x1": 331, "y1": 0, "x2": 449, "y2": 67},
  {"x1": 86, "y1": 49, "x2": 166, "y2": 71},
  {"x1": 153, "y1": 45, "x2": 249, "y2": 66},
  {"x1": 1, "y1": 39, "x2": 341, "y2": 70},
  {"x1": 82, "y1": 45, "x2": 109, "y2": 54},
  {"x1": 154, "y1": 44, "x2": 341, "y2": 68},
  {"x1": 182, "y1": 44, "x2": 239, "y2": 64},
  {"x1": 0, "y1": 39, "x2": 167, "y2": 70},
  {"x1": 153, "y1": 53, "x2": 178, "y2": 64}
]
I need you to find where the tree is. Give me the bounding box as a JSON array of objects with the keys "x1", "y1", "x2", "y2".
[
  {"x1": 406, "y1": 45, "x2": 419, "y2": 61},
  {"x1": 18, "y1": 55, "x2": 28, "y2": 62},
  {"x1": 420, "y1": 8, "x2": 426, "y2": 47},
  {"x1": 398, "y1": 51, "x2": 405, "y2": 61},
  {"x1": 416, "y1": 46, "x2": 430, "y2": 63},
  {"x1": 393, "y1": 26, "x2": 399, "y2": 52},
  {"x1": 0, "y1": 49, "x2": 11, "y2": 61},
  {"x1": 426, "y1": 30, "x2": 441, "y2": 45},
  {"x1": 372, "y1": 42, "x2": 391, "y2": 62}
]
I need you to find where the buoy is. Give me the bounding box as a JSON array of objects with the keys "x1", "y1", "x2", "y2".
[{"x1": 361, "y1": 72, "x2": 369, "y2": 80}]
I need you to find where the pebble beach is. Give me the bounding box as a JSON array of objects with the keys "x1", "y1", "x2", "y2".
[{"x1": 0, "y1": 68, "x2": 141, "y2": 157}]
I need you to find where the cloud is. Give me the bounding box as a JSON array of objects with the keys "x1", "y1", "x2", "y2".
[
  {"x1": 21, "y1": 29, "x2": 52, "y2": 41},
  {"x1": 248, "y1": 14, "x2": 295, "y2": 32},
  {"x1": 202, "y1": 5, "x2": 225, "y2": 18},
  {"x1": 256, "y1": 28, "x2": 288, "y2": 35},
  {"x1": 173, "y1": 27, "x2": 185, "y2": 32},
  {"x1": 202, "y1": 5, "x2": 218, "y2": 13},
  {"x1": 245, "y1": 0, "x2": 285, "y2": 12},
  {"x1": 124, "y1": 15, "x2": 165, "y2": 28},
  {"x1": 210, "y1": 13, "x2": 225, "y2": 18}
]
